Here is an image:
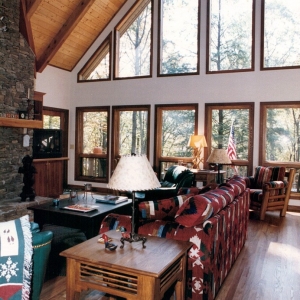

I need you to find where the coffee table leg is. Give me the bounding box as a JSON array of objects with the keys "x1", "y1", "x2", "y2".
[{"x1": 66, "y1": 258, "x2": 80, "y2": 300}]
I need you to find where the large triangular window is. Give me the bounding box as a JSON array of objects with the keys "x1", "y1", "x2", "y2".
[
  {"x1": 114, "y1": 0, "x2": 153, "y2": 79},
  {"x1": 77, "y1": 33, "x2": 112, "y2": 82}
]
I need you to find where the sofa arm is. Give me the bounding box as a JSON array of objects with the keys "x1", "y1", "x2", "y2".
[
  {"x1": 262, "y1": 181, "x2": 287, "y2": 197},
  {"x1": 31, "y1": 230, "x2": 53, "y2": 300}
]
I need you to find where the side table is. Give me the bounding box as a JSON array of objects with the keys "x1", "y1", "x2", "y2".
[
  {"x1": 191, "y1": 169, "x2": 226, "y2": 186},
  {"x1": 60, "y1": 230, "x2": 192, "y2": 300}
]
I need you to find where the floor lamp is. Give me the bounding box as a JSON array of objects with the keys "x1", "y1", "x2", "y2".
[
  {"x1": 107, "y1": 154, "x2": 160, "y2": 248},
  {"x1": 206, "y1": 149, "x2": 231, "y2": 184},
  {"x1": 188, "y1": 135, "x2": 207, "y2": 170}
]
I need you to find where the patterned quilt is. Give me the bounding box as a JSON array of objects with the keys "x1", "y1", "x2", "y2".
[{"x1": 0, "y1": 215, "x2": 32, "y2": 300}]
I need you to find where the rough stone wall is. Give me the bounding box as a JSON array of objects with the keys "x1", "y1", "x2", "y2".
[{"x1": 0, "y1": 0, "x2": 35, "y2": 201}]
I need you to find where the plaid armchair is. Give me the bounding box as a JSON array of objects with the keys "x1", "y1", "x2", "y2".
[{"x1": 245, "y1": 166, "x2": 295, "y2": 220}]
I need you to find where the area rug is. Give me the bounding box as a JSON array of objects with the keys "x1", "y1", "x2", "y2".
[{"x1": 0, "y1": 215, "x2": 32, "y2": 300}]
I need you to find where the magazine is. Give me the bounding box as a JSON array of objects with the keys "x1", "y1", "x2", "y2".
[
  {"x1": 94, "y1": 195, "x2": 128, "y2": 205},
  {"x1": 61, "y1": 204, "x2": 98, "y2": 213}
]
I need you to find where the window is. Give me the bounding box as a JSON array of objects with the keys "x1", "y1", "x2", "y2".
[
  {"x1": 77, "y1": 33, "x2": 112, "y2": 82},
  {"x1": 158, "y1": 0, "x2": 199, "y2": 76},
  {"x1": 154, "y1": 104, "x2": 198, "y2": 176},
  {"x1": 111, "y1": 105, "x2": 150, "y2": 172},
  {"x1": 207, "y1": 0, "x2": 254, "y2": 73},
  {"x1": 114, "y1": 0, "x2": 153, "y2": 79},
  {"x1": 75, "y1": 107, "x2": 110, "y2": 183},
  {"x1": 205, "y1": 103, "x2": 254, "y2": 177},
  {"x1": 262, "y1": 0, "x2": 300, "y2": 69},
  {"x1": 260, "y1": 102, "x2": 300, "y2": 194}
]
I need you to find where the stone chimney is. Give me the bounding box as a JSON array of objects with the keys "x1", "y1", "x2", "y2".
[{"x1": 0, "y1": 0, "x2": 35, "y2": 201}]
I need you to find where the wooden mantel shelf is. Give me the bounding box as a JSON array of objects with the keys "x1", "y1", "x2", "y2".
[{"x1": 0, "y1": 118, "x2": 43, "y2": 128}]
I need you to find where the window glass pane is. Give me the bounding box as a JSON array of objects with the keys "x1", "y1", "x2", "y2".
[
  {"x1": 81, "y1": 158, "x2": 107, "y2": 178},
  {"x1": 161, "y1": 110, "x2": 195, "y2": 157},
  {"x1": 78, "y1": 34, "x2": 111, "y2": 81},
  {"x1": 82, "y1": 111, "x2": 108, "y2": 154},
  {"x1": 211, "y1": 109, "x2": 249, "y2": 160},
  {"x1": 43, "y1": 115, "x2": 60, "y2": 129},
  {"x1": 119, "y1": 110, "x2": 148, "y2": 155},
  {"x1": 160, "y1": 0, "x2": 198, "y2": 75},
  {"x1": 209, "y1": 0, "x2": 253, "y2": 71},
  {"x1": 263, "y1": 0, "x2": 300, "y2": 68},
  {"x1": 265, "y1": 108, "x2": 300, "y2": 162},
  {"x1": 117, "y1": 1, "x2": 152, "y2": 78}
]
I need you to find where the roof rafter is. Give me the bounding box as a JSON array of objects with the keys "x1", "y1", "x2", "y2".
[{"x1": 36, "y1": 0, "x2": 97, "y2": 73}]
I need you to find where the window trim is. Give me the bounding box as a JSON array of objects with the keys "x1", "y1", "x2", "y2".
[
  {"x1": 205, "y1": 102, "x2": 254, "y2": 175},
  {"x1": 157, "y1": 0, "x2": 200, "y2": 77},
  {"x1": 75, "y1": 106, "x2": 110, "y2": 183},
  {"x1": 259, "y1": 101, "x2": 300, "y2": 167},
  {"x1": 206, "y1": 0, "x2": 255, "y2": 74},
  {"x1": 111, "y1": 105, "x2": 151, "y2": 173},
  {"x1": 113, "y1": 0, "x2": 154, "y2": 80},
  {"x1": 77, "y1": 33, "x2": 112, "y2": 82},
  {"x1": 261, "y1": 0, "x2": 300, "y2": 71},
  {"x1": 154, "y1": 103, "x2": 199, "y2": 174}
]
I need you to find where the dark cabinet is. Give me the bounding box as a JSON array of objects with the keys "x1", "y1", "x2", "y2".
[{"x1": 33, "y1": 158, "x2": 68, "y2": 198}]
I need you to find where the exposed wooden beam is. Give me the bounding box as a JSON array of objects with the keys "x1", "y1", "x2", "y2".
[
  {"x1": 27, "y1": 0, "x2": 43, "y2": 20},
  {"x1": 36, "y1": 0, "x2": 97, "y2": 73},
  {"x1": 20, "y1": 0, "x2": 35, "y2": 54}
]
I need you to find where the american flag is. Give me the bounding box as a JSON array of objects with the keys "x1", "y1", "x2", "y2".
[
  {"x1": 227, "y1": 123, "x2": 237, "y2": 160},
  {"x1": 227, "y1": 121, "x2": 238, "y2": 174}
]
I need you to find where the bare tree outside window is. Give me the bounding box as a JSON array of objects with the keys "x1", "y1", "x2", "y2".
[
  {"x1": 116, "y1": 1, "x2": 152, "y2": 78},
  {"x1": 159, "y1": 0, "x2": 199, "y2": 75},
  {"x1": 208, "y1": 0, "x2": 253, "y2": 72},
  {"x1": 263, "y1": 0, "x2": 300, "y2": 69}
]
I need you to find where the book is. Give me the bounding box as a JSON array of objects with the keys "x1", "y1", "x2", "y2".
[
  {"x1": 61, "y1": 204, "x2": 98, "y2": 213},
  {"x1": 94, "y1": 195, "x2": 128, "y2": 205}
]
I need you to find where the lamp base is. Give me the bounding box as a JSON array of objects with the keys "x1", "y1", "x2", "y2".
[{"x1": 120, "y1": 233, "x2": 147, "y2": 249}]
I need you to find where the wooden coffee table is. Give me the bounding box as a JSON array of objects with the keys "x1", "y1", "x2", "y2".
[{"x1": 60, "y1": 230, "x2": 192, "y2": 300}]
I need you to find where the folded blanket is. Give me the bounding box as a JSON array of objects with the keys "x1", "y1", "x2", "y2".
[{"x1": 0, "y1": 215, "x2": 32, "y2": 300}]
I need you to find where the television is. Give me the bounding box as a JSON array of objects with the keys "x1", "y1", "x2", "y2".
[{"x1": 33, "y1": 129, "x2": 62, "y2": 158}]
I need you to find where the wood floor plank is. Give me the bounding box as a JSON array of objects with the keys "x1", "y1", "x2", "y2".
[{"x1": 40, "y1": 211, "x2": 300, "y2": 300}]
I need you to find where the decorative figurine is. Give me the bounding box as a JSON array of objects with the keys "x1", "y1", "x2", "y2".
[
  {"x1": 18, "y1": 155, "x2": 36, "y2": 201},
  {"x1": 102, "y1": 234, "x2": 117, "y2": 251}
]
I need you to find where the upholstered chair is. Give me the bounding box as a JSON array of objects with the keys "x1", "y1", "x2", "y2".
[{"x1": 245, "y1": 166, "x2": 295, "y2": 220}]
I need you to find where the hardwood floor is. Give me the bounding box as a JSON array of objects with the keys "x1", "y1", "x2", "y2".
[{"x1": 40, "y1": 211, "x2": 300, "y2": 300}]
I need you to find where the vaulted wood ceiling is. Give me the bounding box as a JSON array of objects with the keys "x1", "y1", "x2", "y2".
[{"x1": 20, "y1": 0, "x2": 128, "y2": 73}]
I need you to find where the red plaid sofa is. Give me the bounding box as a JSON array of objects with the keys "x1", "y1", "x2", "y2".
[{"x1": 100, "y1": 176, "x2": 250, "y2": 300}]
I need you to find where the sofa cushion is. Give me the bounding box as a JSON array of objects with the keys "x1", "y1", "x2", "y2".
[
  {"x1": 174, "y1": 195, "x2": 213, "y2": 227},
  {"x1": 139, "y1": 194, "x2": 192, "y2": 221},
  {"x1": 175, "y1": 178, "x2": 243, "y2": 227},
  {"x1": 251, "y1": 166, "x2": 286, "y2": 189}
]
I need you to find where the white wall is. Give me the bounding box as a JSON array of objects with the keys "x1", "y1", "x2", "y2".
[{"x1": 36, "y1": 0, "x2": 300, "y2": 188}]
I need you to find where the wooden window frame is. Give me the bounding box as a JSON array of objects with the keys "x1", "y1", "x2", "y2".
[
  {"x1": 113, "y1": 0, "x2": 153, "y2": 80},
  {"x1": 111, "y1": 105, "x2": 151, "y2": 173},
  {"x1": 157, "y1": 0, "x2": 200, "y2": 77},
  {"x1": 206, "y1": 0, "x2": 255, "y2": 74},
  {"x1": 75, "y1": 106, "x2": 110, "y2": 183},
  {"x1": 154, "y1": 103, "x2": 198, "y2": 174},
  {"x1": 205, "y1": 102, "x2": 254, "y2": 175},
  {"x1": 77, "y1": 33, "x2": 112, "y2": 82},
  {"x1": 261, "y1": 0, "x2": 300, "y2": 71}
]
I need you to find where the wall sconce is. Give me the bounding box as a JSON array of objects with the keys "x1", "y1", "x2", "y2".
[{"x1": 188, "y1": 135, "x2": 207, "y2": 170}]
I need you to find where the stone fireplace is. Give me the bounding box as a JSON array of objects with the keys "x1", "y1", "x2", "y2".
[{"x1": 0, "y1": 0, "x2": 35, "y2": 202}]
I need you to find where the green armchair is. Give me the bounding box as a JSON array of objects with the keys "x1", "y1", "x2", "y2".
[{"x1": 31, "y1": 222, "x2": 53, "y2": 300}]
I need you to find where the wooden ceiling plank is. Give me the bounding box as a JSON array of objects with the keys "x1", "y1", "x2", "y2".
[
  {"x1": 36, "y1": 0, "x2": 97, "y2": 73},
  {"x1": 20, "y1": 0, "x2": 35, "y2": 53},
  {"x1": 27, "y1": 0, "x2": 43, "y2": 19}
]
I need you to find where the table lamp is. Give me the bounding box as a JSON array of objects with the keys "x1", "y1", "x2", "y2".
[
  {"x1": 206, "y1": 149, "x2": 231, "y2": 183},
  {"x1": 107, "y1": 154, "x2": 160, "y2": 248},
  {"x1": 188, "y1": 135, "x2": 207, "y2": 169}
]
